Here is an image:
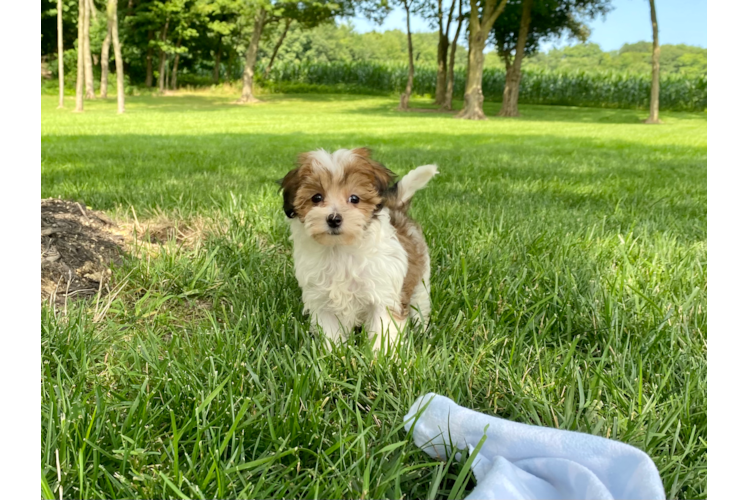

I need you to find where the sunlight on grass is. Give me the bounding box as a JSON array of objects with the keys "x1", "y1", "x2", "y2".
[{"x1": 41, "y1": 94, "x2": 706, "y2": 499}]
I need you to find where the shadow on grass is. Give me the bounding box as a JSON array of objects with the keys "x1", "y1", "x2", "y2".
[
  {"x1": 343, "y1": 98, "x2": 707, "y2": 124},
  {"x1": 41, "y1": 130, "x2": 706, "y2": 240},
  {"x1": 52, "y1": 93, "x2": 708, "y2": 124},
  {"x1": 241, "y1": 92, "x2": 707, "y2": 125},
  {"x1": 116, "y1": 93, "x2": 392, "y2": 110}
]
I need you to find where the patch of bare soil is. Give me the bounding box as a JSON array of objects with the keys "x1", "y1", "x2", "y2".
[
  {"x1": 41, "y1": 199, "x2": 210, "y2": 306},
  {"x1": 41, "y1": 199, "x2": 126, "y2": 305}
]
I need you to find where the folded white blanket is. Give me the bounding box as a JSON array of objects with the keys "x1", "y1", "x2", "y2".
[{"x1": 403, "y1": 393, "x2": 665, "y2": 500}]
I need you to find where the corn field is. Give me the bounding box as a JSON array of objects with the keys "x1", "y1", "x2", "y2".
[{"x1": 262, "y1": 61, "x2": 707, "y2": 111}]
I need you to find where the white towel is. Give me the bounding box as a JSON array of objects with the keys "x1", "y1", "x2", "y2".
[{"x1": 403, "y1": 393, "x2": 666, "y2": 500}]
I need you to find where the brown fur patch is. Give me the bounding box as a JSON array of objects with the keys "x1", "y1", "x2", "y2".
[
  {"x1": 350, "y1": 147, "x2": 372, "y2": 158},
  {"x1": 389, "y1": 209, "x2": 429, "y2": 314},
  {"x1": 347, "y1": 149, "x2": 396, "y2": 198},
  {"x1": 279, "y1": 166, "x2": 303, "y2": 218},
  {"x1": 391, "y1": 308, "x2": 408, "y2": 323}
]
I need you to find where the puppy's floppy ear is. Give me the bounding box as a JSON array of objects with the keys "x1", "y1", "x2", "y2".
[
  {"x1": 351, "y1": 147, "x2": 372, "y2": 158},
  {"x1": 370, "y1": 162, "x2": 396, "y2": 195},
  {"x1": 351, "y1": 148, "x2": 396, "y2": 195},
  {"x1": 278, "y1": 167, "x2": 301, "y2": 218}
]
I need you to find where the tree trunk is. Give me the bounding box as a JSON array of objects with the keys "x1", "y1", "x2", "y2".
[
  {"x1": 500, "y1": 51, "x2": 512, "y2": 73},
  {"x1": 238, "y1": 8, "x2": 267, "y2": 103},
  {"x1": 434, "y1": 0, "x2": 447, "y2": 105},
  {"x1": 645, "y1": 0, "x2": 662, "y2": 124},
  {"x1": 399, "y1": 2, "x2": 415, "y2": 110},
  {"x1": 83, "y1": 0, "x2": 95, "y2": 99},
  {"x1": 75, "y1": 0, "x2": 85, "y2": 112},
  {"x1": 213, "y1": 44, "x2": 221, "y2": 84},
  {"x1": 228, "y1": 50, "x2": 235, "y2": 80},
  {"x1": 170, "y1": 37, "x2": 181, "y2": 90},
  {"x1": 443, "y1": 0, "x2": 463, "y2": 111},
  {"x1": 264, "y1": 19, "x2": 292, "y2": 79},
  {"x1": 100, "y1": 24, "x2": 112, "y2": 98},
  {"x1": 108, "y1": 0, "x2": 125, "y2": 113},
  {"x1": 457, "y1": 16, "x2": 486, "y2": 119},
  {"x1": 57, "y1": 0, "x2": 64, "y2": 108},
  {"x1": 145, "y1": 30, "x2": 154, "y2": 87},
  {"x1": 157, "y1": 21, "x2": 169, "y2": 94},
  {"x1": 499, "y1": 0, "x2": 532, "y2": 117},
  {"x1": 456, "y1": 0, "x2": 509, "y2": 120}
]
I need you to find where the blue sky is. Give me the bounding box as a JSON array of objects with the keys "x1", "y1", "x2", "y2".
[{"x1": 348, "y1": 0, "x2": 707, "y2": 51}]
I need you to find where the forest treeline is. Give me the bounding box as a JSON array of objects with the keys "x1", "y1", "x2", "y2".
[{"x1": 42, "y1": 0, "x2": 704, "y2": 118}]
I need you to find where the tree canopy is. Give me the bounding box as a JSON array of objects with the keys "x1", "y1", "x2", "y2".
[
  {"x1": 491, "y1": 0, "x2": 611, "y2": 68},
  {"x1": 41, "y1": 0, "x2": 706, "y2": 90}
]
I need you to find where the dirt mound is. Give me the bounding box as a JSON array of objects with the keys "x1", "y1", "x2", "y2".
[{"x1": 41, "y1": 199, "x2": 126, "y2": 305}]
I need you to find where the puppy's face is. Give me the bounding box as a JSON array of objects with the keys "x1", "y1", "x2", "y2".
[{"x1": 280, "y1": 148, "x2": 395, "y2": 246}]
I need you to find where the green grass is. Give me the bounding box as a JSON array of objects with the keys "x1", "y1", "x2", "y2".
[{"x1": 41, "y1": 93, "x2": 707, "y2": 499}]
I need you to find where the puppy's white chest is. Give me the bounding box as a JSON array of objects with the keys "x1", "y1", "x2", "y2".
[
  {"x1": 303, "y1": 252, "x2": 378, "y2": 308},
  {"x1": 290, "y1": 218, "x2": 408, "y2": 322}
]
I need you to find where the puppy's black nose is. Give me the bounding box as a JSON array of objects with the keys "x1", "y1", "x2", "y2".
[{"x1": 327, "y1": 213, "x2": 343, "y2": 228}]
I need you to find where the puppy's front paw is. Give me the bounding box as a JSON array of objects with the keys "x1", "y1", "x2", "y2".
[
  {"x1": 312, "y1": 312, "x2": 348, "y2": 350},
  {"x1": 368, "y1": 310, "x2": 406, "y2": 355}
]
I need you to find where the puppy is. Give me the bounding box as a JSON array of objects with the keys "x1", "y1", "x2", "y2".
[{"x1": 280, "y1": 148, "x2": 438, "y2": 352}]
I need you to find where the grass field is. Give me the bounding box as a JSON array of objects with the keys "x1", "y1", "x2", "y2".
[{"x1": 41, "y1": 93, "x2": 707, "y2": 499}]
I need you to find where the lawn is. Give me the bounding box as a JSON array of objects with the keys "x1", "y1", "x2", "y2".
[{"x1": 41, "y1": 93, "x2": 707, "y2": 499}]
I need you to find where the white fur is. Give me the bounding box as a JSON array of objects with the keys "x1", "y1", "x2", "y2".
[
  {"x1": 408, "y1": 243, "x2": 431, "y2": 322},
  {"x1": 290, "y1": 208, "x2": 412, "y2": 351},
  {"x1": 304, "y1": 148, "x2": 358, "y2": 176},
  {"x1": 398, "y1": 164, "x2": 439, "y2": 204}
]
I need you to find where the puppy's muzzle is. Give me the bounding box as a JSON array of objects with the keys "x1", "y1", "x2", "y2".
[{"x1": 326, "y1": 213, "x2": 343, "y2": 229}]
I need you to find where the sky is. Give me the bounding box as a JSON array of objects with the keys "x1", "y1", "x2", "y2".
[{"x1": 348, "y1": 0, "x2": 707, "y2": 52}]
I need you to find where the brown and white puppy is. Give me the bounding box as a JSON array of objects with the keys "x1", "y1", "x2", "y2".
[{"x1": 280, "y1": 148, "x2": 438, "y2": 352}]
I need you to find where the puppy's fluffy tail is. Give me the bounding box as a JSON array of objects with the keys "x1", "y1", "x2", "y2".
[{"x1": 387, "y1": 165, "x2": 438, "y2": 210}]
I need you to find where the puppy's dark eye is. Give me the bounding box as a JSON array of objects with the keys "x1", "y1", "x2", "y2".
[
  {"x1": 312, "y1": 194, "x2": 323, "y2": 203},
  {"x1": 349, "y1": 195, "x2": 360, "y2": 204}
]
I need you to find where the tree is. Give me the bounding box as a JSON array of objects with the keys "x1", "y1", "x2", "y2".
[
  {"x1": 100, "y1": 9, "x2": 112, "y2": 98},
  {"x1": 42, "y1": 0, "x2": 78, "y2": 57},
  {"x1": 75, "y1": 0, "x2": 85, "y2": 111},
  {"x1": 145, "y1": 30, "x2": 154, "y2": 86},
  {"x1": 165, "y1": 3, "x2": 199, "y2": 90},
  {"x1": 493, "y1": 0, "x2": 608, "y2": 117},
  {"x1": 238, "y1": 0, "x2": 353, "y2": 104},
  {"x1": 107, "y1": 0, "x2": 125, "y2": 112},
  {"x1": 443, "y1": 0, "x2": 464, "y2": 110},
  {"x1": 157, "y1": 19, "x2": 170, "y2": 92},
  {"x1": 644, "y1": 0, "x2": 661, "y2": 124},
  {"x1": 238, "y1": 7, "x2": 266, "y2": 102},
  {"x1": 188, "y1": 0, "x2": 245, "y2": 84},
  {"x1": 456, "y1": 0, "x2": 510, "y2": 120},
  {"x1": 261, "y1": 0, "x2": 356, "y2": 80},
  {"x1": 397, "y1": 0, "x2": 418, "y2": 110},
  {"x1": 497, "y1": 0, "x2": 532, "y2": 116},
  {"x1": 170, "y1": 36, "x2": 182, "y2": 89},
  {"x1": 125, "y1": 1, "x2": 182, "y2": 90},
  {"x1": 214, "y1": 45, "x2": 222, "y2": 81},
  {"x1": 83, "y1": 0, "x2": 95, "y2": 98},
  {"x1": 264, "y1": 18, "x2": 292, "y2": 78},
  {"x1": 425, "y1": 0, "x2": 460, "y2": 106},
  {"x1": 57, "y1": 0, "x2": 65, "y2": 108}
]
